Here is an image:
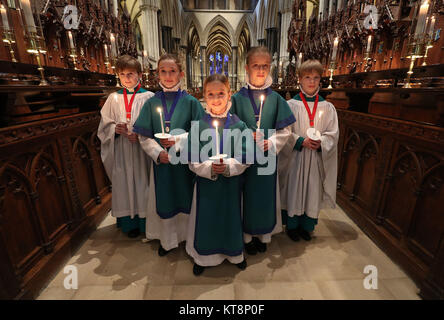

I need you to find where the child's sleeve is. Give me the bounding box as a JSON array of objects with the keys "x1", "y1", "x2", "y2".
[{"x1": 97, "y1": 93, "x2": 118, "y2": 179}]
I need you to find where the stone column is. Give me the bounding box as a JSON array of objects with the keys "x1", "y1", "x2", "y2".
[
  {"x1": 200, "y1": 46, "x2": 207, "y2": 89},
  {"x1": 139, "y1": 0, "x2": 161, "y2": 68},
  {"x1": 161, "y1": 26, "x2": 172, "y2": 53},
  {"x1": 279, "y1": 5, "x2": 292, "y2": 77},
  {"x1": 178, "y1": 46, "x2": 189, "y2": 90},
  {"x1": 231, "y1": 46, "x2": 238, "y2": 91}
]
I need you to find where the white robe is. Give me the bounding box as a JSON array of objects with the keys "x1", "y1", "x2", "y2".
[
  {"x1": 279, "y1": 98, "x2": 339, "y2": 219},
  {"x1": 97, "y1": 90, "x2": 154, "y2": 219},
  {"x1": 186, "y1": 159, "x2": 249, "y2": 267},
  {"x1": 138, "y1": 133, "x2": 190, "y2": 251}
]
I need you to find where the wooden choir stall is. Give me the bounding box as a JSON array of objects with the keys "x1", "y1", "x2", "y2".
[
  {"x1": 281, "y1": 0, "x2": 444, "y2": 300},
  {"x1": 0, "y1": 0, "x2": 157, "y2": 299}
]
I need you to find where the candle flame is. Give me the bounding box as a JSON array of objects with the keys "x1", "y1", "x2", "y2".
[
  {"x1": 157, "y1": 107, "x2": 162, "y2": 113},
  {"x1": 213, "y1": 120, "x2": 218, "y2": 127},
  {"x1": 260, "y1": 95, "x2": 265, "y2": 102}
]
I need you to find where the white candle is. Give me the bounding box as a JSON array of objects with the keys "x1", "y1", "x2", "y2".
[
  {"x1": 110, "y1": 33, "x2": 117, "y2": 58},
  {"x1": 20, "y1": 0, "x2": 37, "y2": 33},
  {"x1": 0, "y1": 4, "x2": 10, "y2": 30},
  {"x1": 367, "y1": 35, "x2": 372, "y2": 53},
  {"x1": 331, "y1": 37, "x2": 339, "y2": 61},
  {"x1": 67, "y1": 31, "x2": 74, "y2": 49},
  {"x1": 143, "y1": 50, "x2": 148, "y2": 66},
  {"x1": 157, "y1": 107, "x2": 165, "y2": 134},
  {"x1": 213, "y1": 120, "x2": 219, "y2": 156},
  {"x1": 428, "y1": 15, "x2": 435, "y2": 38},
  {"x1": 104, "y1": 44, "x2": 109, "y2": 58},
  {"x1": 414, "y1": 0, "x2": 429, "y2": 37},
  {"x1": 297, "y1": 52, "x2": 303, "y2": 68},
  {"x1": 258, "y1": 95, "x2": 265, "y2": 128}
]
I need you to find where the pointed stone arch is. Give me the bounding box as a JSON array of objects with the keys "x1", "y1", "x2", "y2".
[
  {"x1": 201, "y1": 14, "x2": 235, "y2": 47},
  {"x1": 181, "y1": 13, "x2": 204, "y2": 47},
  {"x1": 234, "y1": 14, "x2": 256, "y2": 46}
]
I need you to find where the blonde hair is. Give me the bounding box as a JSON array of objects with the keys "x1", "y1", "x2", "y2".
[
  {"x1": 246, "y1": 46, "x2": 272, "y2": 65},
  {"x1": 298, "y1": 59, "x2": 324, "y2": 78},
  {"x1": 157, "y1": 53, "x2": 183, "y2": 72},
  {"x1": 203, "y1": 74, "x2": 230, "y2": 93},
  {"x1": 115, "y1": 55, "x2": 142, "y2": 74}
]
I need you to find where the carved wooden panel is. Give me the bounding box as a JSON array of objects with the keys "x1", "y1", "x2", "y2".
[
  {"x1": 337, "y1": 108, "x2": 444, "y2": 299},
  {"x1": 0, "y1": 107, "x2": 111, "y2": 299}
]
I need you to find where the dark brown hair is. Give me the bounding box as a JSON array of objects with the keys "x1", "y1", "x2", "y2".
[
  {"x1": 203, "y1": 74, "x2": 230, "y2": 93},
  {"x1": 246, "y1": 46, "x2": 272, "y2": 65},
  {"x1": 115, "y1": 55, "x2": 142, "y2": 74},
  {"x1": 157, "y1": 53, "x2": 183, "y2": 72}
]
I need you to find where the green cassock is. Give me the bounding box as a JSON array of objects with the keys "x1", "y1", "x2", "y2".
[
  {"x1": 188, "y1": 112, "x2": 254, "y2": 256},
  {"x1": 230, "y1": 87, "x2": 296, "y2": 235},
  {"x1": 133, "y1": 90, "x2": 205, "y2": 219}
]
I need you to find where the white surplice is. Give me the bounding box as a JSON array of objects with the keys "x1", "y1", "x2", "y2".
[
  {"x1": 279, "y1": 97, "x2": 339, "y2": 219},
  {"x1": 97, "y1": 89, "x2": 154, "y2": 218}
]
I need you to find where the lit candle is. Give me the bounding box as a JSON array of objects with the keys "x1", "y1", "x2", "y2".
[
  {"x1": 367, "y1": 35, "x2": 372, "y2": 53},
  {"x1": 258, "y1": 95, "x2": 265, "y2": 129},
  {"x1": 213, "y1": 120, "x2": 219, "y2": 156},
  {"x1": 331, "y1": 37, "x2": 339, "y2": 61},
  {"x1": 297, "y1": 52, "x2": 303, "y2": 68},
  {"x1": 143, "y1": 50, "x2": 148, "y2": 67},
  {"x1": 104, "y1": 44, "x2": 109, "y2": 58},
  {"x1": 110, "y1": 33, "x2": 117, "y2": 58},
  {"x1": 428, "y1": 15, "x2": 435, "y2": 38},
  {"x1": 67, "y1": 31, "x2": 74, "y2": 49},
  {"x1": 157, "y1": 107, "x2": 165, "y2": 134},
  {"x1": 414, "y1": 0, "x2": 430, "y2": 38},
  {"x1": 20, "y1": 0, "x2": 37, "y2": 33},
  {"x1": 0, "y1": 4, "x2": 10, "y2": 30}
]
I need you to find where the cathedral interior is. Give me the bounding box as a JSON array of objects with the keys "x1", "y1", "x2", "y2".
[{"x1": 0, "y1": 0, "x2": 443, "y2": 300}]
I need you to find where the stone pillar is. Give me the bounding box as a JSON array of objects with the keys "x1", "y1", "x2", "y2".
[
  {"x1": 231, "y1": 46, "x2": 238, "y2": 91},
  {"x1": 140, "y1": 0, "x2": 161, "y2": 68},
  {"x1": 279, "y1": 5, "x2": 292, "y2": 77},
  {"x1": 266, "y1": 28, "x2": 278, "y2": 56},
  {"x1": 200, "y1": 46, "x2": 207, "y2": 89},
  {"x1": 179, "y1": 45, "x2": 188, "y2": 90},
  {"x1": 161, "y1": 26, "x2": 173, "y2": 53}
]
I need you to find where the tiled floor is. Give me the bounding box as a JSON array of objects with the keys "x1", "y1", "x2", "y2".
[{"x1": 37, "y1": 206, "x2": 421, "y2": 300}]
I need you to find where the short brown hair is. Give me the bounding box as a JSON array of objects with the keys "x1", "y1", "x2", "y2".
[
  {"x1": 298, "y1": 59, "x2": 324, "y2": 78},
  {"x1": 246, "y1": 46, "x2": 272, "y2": 65},
  {"x1": 115, "y1": 55, "x2": 142, "y2": 74},
  {"x1": 157, "y1": 53, "x2": 183, "y2": 72},
  {"x1": 203, "y1": 74, "x2": 230, "y2": 93}
]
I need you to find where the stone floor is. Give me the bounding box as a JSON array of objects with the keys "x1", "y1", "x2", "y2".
[{"x1": 37, "y1": 206, "x2": 420, "y2": 300}]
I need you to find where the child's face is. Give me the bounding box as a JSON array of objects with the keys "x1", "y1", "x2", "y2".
[
  {"x1": 245, "y1": 53, "x2": 271, "y2": 87},
  {"x1": 299, "y1": 71, "x2": 321, "y2": 96},
  {"x1": 204, "y1": 81, "x2": 231, "y2": 116},
  {"x1": 158, "y1": 59, "x2": 184, "y2": 88},
  {"x1": 118, "y1": 68, "x2": 141, "y2": 89}
]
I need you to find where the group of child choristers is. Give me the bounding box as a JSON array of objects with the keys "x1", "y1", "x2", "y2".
[{"x1": 98, "y1": 47, "x2": 339, "y2": 276}]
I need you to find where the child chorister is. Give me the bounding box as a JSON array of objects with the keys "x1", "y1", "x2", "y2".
[
  {"x1": 133, "y1": 54, "x2": 205, "y2": 256},
  {"x1": 279, "y1": 59, "x2": 339, "y2": 241},
  {"x1": 230, "y1": 47, "x2": 296, "y2": 255},
  {"x1": 97, "y1": 55, "x2": 154, "y2": 238},
  {"x1": 186, "y1": 74, "x2": 253, "y2": 276}
]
